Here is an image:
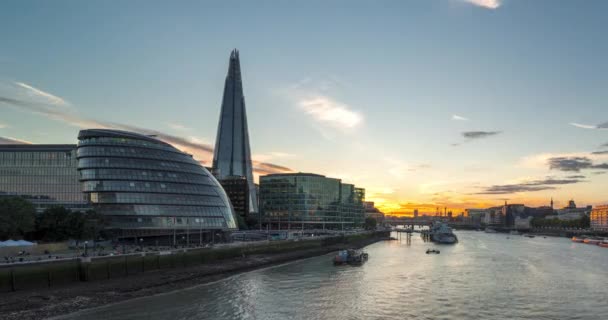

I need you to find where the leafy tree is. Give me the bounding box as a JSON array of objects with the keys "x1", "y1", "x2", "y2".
[
  {"x1": 235, "y1": 214, "x2": 248, "y2": 230},
  {"x1": 0, "y1": 197, "x2": 36, "y2": 240},
  {"x1": 35, "y1": 206, "x2": 73, "y2": 241},
  {"x1": 364, "y1": 217, "x2": 377, "y2": 230},
  {"x1": 245, "y1": 216, "x2": 259, "y2": 229},
  {"x1": 36, "y1": 207, "x2": 106, "y2": 241}
]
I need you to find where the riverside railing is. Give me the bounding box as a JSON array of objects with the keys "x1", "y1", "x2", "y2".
[{"x1": 0, "y1": 231, "x2": 381, "y2": 293}]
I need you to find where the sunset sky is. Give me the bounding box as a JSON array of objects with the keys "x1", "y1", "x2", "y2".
[{"x1": 1, "y1": 0, "x2": 607, "y2": 216}]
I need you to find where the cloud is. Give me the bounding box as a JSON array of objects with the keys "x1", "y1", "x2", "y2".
[
  {"x1": 593, "y1": 171, "x2": 606, "y2": 175},
  {"x1": 167, "y1": 122, "x2": 192, "y2": 131},
  {"x1": 548, "y1": 156, "x2": 608, "y2": 172},
  {"x1": 569, "y1": 122, "x2": 608, "y2": 130},
  {"x1": 463, "y1": 0, "x2": 501, "y2": 9},
  {"x1": 0, "y1": 136, "x2": 33, "y2": 144},
  {"x1": 462, "y1": 131, "x2": 502, "y2": 139},
  {"x1": 591, "y1": 150, "x2": 608, "y2": 155},
  {"x1": 0, "y1": 123, "x2": 7, "y2": 129},
  {"x1": 0, "y1": 88, "x2": 293, "y2": 176},
  {"x1": 253, "y1": 151, "x2": 296, "y2": 162},
  {"x1": 299, "y1": 96, "x2": 363, "y2": 129},
  {"x1": 476, "y1": 177, "x2": 586, "y2": 195},
  {"x1": 452, "y1": 114, "x2": 469, "y2": 121},
  {"x1": 566, "y1": 175, "x2": 586, "y2": 179},
  {"x1": 15, "y1": 82, "x2": 69, "y2": 106},
  {"x1": 602, "y1": 143, "x2": 608, "y2": 148}
]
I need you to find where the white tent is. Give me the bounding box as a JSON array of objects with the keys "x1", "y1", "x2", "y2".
[{"x1": 0, "y1": 239, "x2": 36, "y2": 247}]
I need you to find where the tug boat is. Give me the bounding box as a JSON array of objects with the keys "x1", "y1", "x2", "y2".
[{"x1": 333, "y1": 249, "x2": 369, "y2": 266}]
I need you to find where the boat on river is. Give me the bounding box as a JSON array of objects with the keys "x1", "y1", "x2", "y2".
[
  {"x1": 598, "y1": 242, "x2": 608, "y2": 248},
  {"x1": 584, "y1": 238, "x2": 602, "y2": 245},
  {"x1": 333, "y1": 249, "x2": 369, "y2": 266},
  {"x1": 426, "y1": 249, "x2": 440, "y2": 254},
  {"x1": 571, "y1": 236, "x2": 585, "y2": 243},
  {"x1": 484, "y1": 228, "x2": 497, "y2": 233},
  {"x1": 429, "y1": 222, "x2": 458, "y2": 244}
]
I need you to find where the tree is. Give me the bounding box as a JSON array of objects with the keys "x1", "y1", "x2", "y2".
[
  {"x1": 245, "y1": 215, "x2": 259, "y2": 229},
  {"x1": 35, "y1": 206, "x2": 73, "y2": 241},
  {"x1": 364, "y1": 217, "x2": 377, "y2": 230},
  {"x1": 235, "y1": 214, "x2": 248, "y2": 230},
  {"x1": 0, "y1": 197, "x2": 36, "y2": 240},
  {"x1": 36, "y1": 207, "x2": 107, "y2": 242}
]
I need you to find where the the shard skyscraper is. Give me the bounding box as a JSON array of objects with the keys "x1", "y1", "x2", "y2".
[{"x1": 212, "y1": 49, "x2": 258, "y2": 213}]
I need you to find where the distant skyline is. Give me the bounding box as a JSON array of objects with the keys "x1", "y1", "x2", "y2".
[{"x1": 1, "y1": 0, "x2": 607, "y2": 215}]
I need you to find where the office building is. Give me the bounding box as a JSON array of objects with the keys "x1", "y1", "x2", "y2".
[
  {"x1": 0, "y1": 144, "x2": 89, "y2": 212},
  {"x1": 591, "y1": 205, "x2": 608, "y2": 230},
  {"x1": 77, "y1": 129, "x2": 237, "y2": 241},
  {"x1": 259, "y1": 173, "x2": 366, "y2": 230},
  {"x1": 212, "y1": 49, "x2": 258, "y2": 214},
  {"x1": 218, "y1": 176, "x2": 249, "y2": 219}
]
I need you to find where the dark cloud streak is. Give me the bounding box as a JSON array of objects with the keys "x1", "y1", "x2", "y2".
[
  {"x1": 476, "y1": 177, "x2": 586, "y2": 195},
  {"x1": 462, "y1": 131, "x2": 502, "y2": 139},
  {"x1": 548, "y1": 156, "x2": 608, "y2": 172}
]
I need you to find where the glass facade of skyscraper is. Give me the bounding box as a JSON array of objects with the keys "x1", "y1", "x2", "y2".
[
  {"x1": 0, "y1": 145, "x2": 89, "y2": 212},
  {"x1": 259, "y1": 173, "x2": 365, "y2": 229},
  {"x1": 77, "y1": 129, "x2": 237, "y2": 239}
]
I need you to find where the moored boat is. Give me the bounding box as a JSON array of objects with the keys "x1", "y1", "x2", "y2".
[
  {"x1": 598, "y1": 242, "x2": 608, "y2": 248},
  {"x1": 484, "y1": 228, "x2": 497, "y2": 233},
  {"x1": 583, "y1": 238, "x2": 602, "y2": 245},
  {"x1": 429, "y1": 222, "x2": 458, "y2": 244},
  {"x1": 333, "y1": 249, "x2": 369, "y2": 266},
  {"x1": 571, "y1": 236, "x2": 585, "y2": 243}
]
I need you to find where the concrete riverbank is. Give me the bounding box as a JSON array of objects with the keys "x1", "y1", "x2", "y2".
[{"x1": 0, "y1": 232, "x2": 388, "y2": 320}]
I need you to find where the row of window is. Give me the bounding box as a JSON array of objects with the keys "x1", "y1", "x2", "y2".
[
  {"x1": 0, "y1": 167, "x2": 79, "y2": 176},
  {"x1": 95, "y1": 204, "x2": 232, "y2": 217},
  {"x1": 109, "y1": 216, "x2": 229, "y2": 229},
  {"x1": 77, "y1": 146, "x2": 198, "y2": 166},
  {"x1": 89, "y1": 192, "x2": 227, "y2": 206},
  {"x1": 82, "y1": 180, "x2": 220, "y2": 196},
  {"x1": 79, "y1": 168, "x2": 211, "y2": 185},
  {"x1": 79, "y1": 137, "x2": 176, "y2": 152},
  {"x1": 78, "y1": 158, "x2": 204, "y2": 174}
]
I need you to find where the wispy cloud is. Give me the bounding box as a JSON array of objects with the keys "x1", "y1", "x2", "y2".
[
  {"x1": 445, "y1": 129, "x2": 499, "y2": 146},
  {"x1": 463, "y1": 0, "x2": 502, "y2": 9},
  {"x1": 282, "y1": 77, "x2": 364, "y2": 136},
  {"x1": 167, "y1": 122, "x2": 192, "y2": 131},
  {"x1": 0, "y1": 136, "x2": 33, "y2": 144},
  {"x1": 0, "y1": 85, "x2": 293, "y2": 176},
  {"x1": 452, "y1": 114, "x2": 469, "y2": 121},
  {"x1": 253, "y1": 151, "x2": 296, "y2": 162},
  {"x1": 299, "y1": 96, "x2": 363, "y2": 130},
  {"x1": 548, "y1": 156, "x2": 608, "y2": 172},
  {"x1": 476, "y1": 176, "x2": 586, "y2": 195},
  {"x1": 569, "y1": 122, "x2": 608, "y2": 130},
  {"x1": 0, "y1": 123, "x2": 7, "y2": 129},
  {"x1": 15, "y1": 82, "x2": 69, "y2": 106},
  {"x1": 591, "y1": 150, "x2": 608, "y2": 155}
]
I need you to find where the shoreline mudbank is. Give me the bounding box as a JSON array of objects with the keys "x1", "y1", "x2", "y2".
[{"x1": 0, "y1": 234, "x2": 388, "y2": 320}]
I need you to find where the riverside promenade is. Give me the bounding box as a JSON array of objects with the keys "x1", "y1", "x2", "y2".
[{"x1": 0, "y1": 231, "x2": 389, "y2": 320}]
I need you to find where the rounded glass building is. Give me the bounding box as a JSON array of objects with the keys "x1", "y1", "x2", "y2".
[{"x1": 76, "y1": 129, "x2": 237, "y2": 242}]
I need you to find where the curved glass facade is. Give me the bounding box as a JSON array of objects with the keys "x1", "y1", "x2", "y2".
[{"x1": 77, "y1": 129, "x2": 237, "y2": 239}]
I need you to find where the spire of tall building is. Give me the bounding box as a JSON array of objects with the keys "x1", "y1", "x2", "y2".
[{"x1": 212, "y1": 49, "x2": 258, "y2": 213}]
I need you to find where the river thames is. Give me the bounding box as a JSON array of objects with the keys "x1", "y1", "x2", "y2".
[{"x1": 60, "y1": 231, "x2": 608, "y2": 320}]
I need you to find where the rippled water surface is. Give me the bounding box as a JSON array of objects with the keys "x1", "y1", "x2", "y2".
[{"x1": 62, "y1": 231, "x2": 608, "y2": 320}]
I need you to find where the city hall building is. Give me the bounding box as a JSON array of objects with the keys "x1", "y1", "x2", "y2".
[
  {"x1": 259, "y1": 173, "x2": 365, "y2": 230},
  {"x1": 76, "y1": 129, "x2": 238, "y2": 241}
]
